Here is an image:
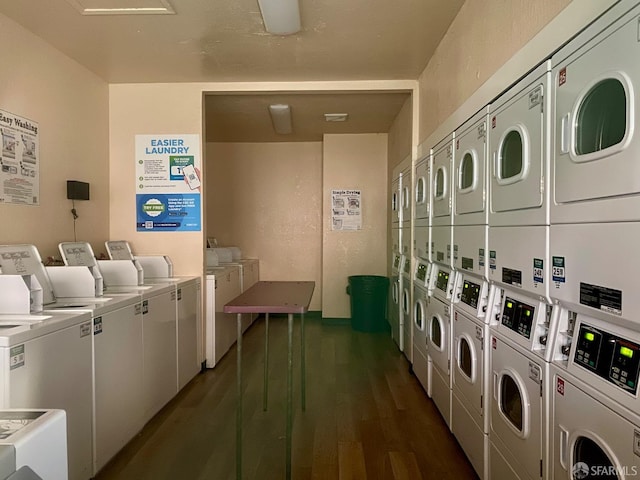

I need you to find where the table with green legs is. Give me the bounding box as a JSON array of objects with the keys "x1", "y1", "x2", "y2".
[{"x1": 224, "y1": 280, "x2": 315, "y2": 480}]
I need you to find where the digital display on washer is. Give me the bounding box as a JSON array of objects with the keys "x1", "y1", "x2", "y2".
[
  {"x1": 435, "y1": 270, "x2": 449, "y2": 293},
  {"x1": 501, "y1": 297, "x2": 535, "y2": 339},
  {"x1": 403, "y1": 258, "x2": 411, "y2": 275},
  {"x1": 575, "y1": 324, "x2": 640, "y2": 395},
  {"x1": 416, "y1": 263, "x2": 428, "y2": 282},
  {"x1": 393, "y1": 255, "x2": 401, "y2": 269},
  {"x1": 460, "y1": 280, "x2": 481, "y2": 309}
]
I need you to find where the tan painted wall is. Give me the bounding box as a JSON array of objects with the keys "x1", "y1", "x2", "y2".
[
  {"x1": 109, "y1": 84, "x2": 205, "y2": 276},
  {"x1": 0, "y1": 13, "x2": 109, "y2": 260},
  {"x1": 206, "y1": 142, "x2": 323, "y2": 310},
  {"x1": 418, "y1": 0, "x2": 570, "y2": 144},
  {"x1": 322, "y1": 134, "x2": 388, "y2": 318}
]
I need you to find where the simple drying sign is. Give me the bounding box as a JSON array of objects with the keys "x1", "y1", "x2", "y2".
[{"x1": 135, "y1": 134, "x2": 201, "y2": 232}]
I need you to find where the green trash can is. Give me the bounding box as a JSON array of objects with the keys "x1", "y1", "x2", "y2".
[{"x1": 346, "y1": 275, "x2": 390, "y2": 332}]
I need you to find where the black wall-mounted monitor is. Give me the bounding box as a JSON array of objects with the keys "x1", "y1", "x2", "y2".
[{"x1": 67, "y1": 180, "x2": 90, "y2": 201}]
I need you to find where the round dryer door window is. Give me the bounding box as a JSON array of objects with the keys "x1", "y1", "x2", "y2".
[
  {"x1": 459, "y1": 151, "x2": 476, "y2": 192},
  {"x1": 499, "y1": 130, "x2": 524, "y2": 180},
  {"x1": 458, "y1": 336, "x2": 473, "y2": 380},
  {"x1": 430, "y1": 316, "x2": 443, "y2": 349},
  {"x1": 434, "y1": 167, "x2": 447, "y2": 199},
  {"x1": 391, "y1": 192, "x2": 398, "y2": 212},
  {"x1": 416, "y1": 176, "x2": 427, "y2": 205},
  {"x1": 500, "y1": 373, "x2": 523, "y2": 432},
  {"x1": 573, "y1": 436, "x2": 618, "y2": 480},
  {"x1": 392, "y1": 282, "x2": 399, "y2": 304},
  {"x1": 414, "y1": 300, "x2": 425, "y2": 330},
  {"x1": 576, "y1": 78, "x2": 627, "y2": 156}
]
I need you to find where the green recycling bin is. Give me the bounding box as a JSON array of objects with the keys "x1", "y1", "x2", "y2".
[{"x1": 346, "y1": 275, "x2": 390, "y2": 332}]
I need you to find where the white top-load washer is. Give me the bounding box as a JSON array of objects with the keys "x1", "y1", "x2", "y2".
[
  {"x1": 550, "y1": 0, "x2": 640, "y2": 225},
  {"x1": 0, "y1": 312, "x2": 93, "y2": 480},
  {"x1": 0, "y1": 409, "x2": 68, "y2": 480}
]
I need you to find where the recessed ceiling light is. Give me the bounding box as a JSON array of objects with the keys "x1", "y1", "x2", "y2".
[
  {"x1": 324, "y1": 113, "x2": 349, "y2": 122},
  {"x1": 66, "y1": 0, "x2": 175, "y2": 15}
]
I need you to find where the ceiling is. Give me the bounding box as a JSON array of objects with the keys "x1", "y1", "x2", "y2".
[{"x1": 0, "y1": 0, "x2": 465, "y2": 142}]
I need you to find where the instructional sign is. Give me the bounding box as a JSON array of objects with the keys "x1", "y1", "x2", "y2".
[
  {"x1": 0, "y1": 109, "x2": 39, "y2": 205},
  {"x1": 135, "y1": 134, "x2": 201, "y2": 232},
  {"x1": 331, "y1": 189, "x2": 361, "y2": 231}
]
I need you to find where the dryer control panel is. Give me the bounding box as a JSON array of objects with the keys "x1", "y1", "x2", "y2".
[
  {"x1": 435, "y1": 270, "x2": 449, "y2": 293},
  {"x1": 501, "y1": 297, "x2": 535, "y2": 339},
  {"x1": 460, "y1": 280, "x2": 481, "y2": 309},
  {"x1": 575, "y1": 324, "x2": 640, "y2": 395}
]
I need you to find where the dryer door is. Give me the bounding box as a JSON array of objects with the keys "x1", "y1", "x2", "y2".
[
  {"x1": 427, "y1": 299, "x2": 450, "y2": 376},
  {"x1": 554, "y1": 8, "x2": 640, "y2": 211},
  {"x1": 453, "y1": 311, "x2": 483, "y2": 417},
  {"x1": 490, "y1": 336, "x2": 543, "y2": 480},
  {"x1": 432, "y1": 137, "x2": 454, "y2": 221},
  {"x1": 455, "y1": 119, "x2": 487, "y2": 216},
  {"x1": 490, "y1": 78, "x2": 546, "y2": 213}
]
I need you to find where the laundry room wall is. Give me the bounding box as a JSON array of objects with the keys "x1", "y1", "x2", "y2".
[
  {"x1": 322, "y1": 133, "x2": 387, "y2": 319},
  {"x1": 417, "y1": 0, "x2": 570, "y2": 144},
  {"x1": 206, "y1": 141, "x2": 323, "y2": 311},
  {"x1": 0, "y1": 12, "x2": 110, "y2": 260}
]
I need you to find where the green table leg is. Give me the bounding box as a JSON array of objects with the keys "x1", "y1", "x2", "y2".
[
  {"x1": 263, "y1": 312, "x2": 269, "y2": 411},
  {"x1": 236, "y1": 313, "x2": 243, "y2": 480}
]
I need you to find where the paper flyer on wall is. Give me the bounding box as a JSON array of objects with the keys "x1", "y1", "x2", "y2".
[
  {"x1": 135, "y1": 134, "x2": 201, "y2": 232},
  {"x1": 331, "y1": 189, "x2": 361, "y2": 231},
  {"x1": 0, "y1": 109, "x2": 39, "y2": 205}
]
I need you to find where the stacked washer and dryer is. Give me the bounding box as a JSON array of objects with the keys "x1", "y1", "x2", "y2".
[
  {"x1": 426, "y1": 133, "x2": 457, "y2": 429},
  {"x1": 412, "y1": 152, "x2": 431, "y2": 394},
  {"x1": 546, "y1": 2, "x2": 640, "y2": 478},
  {"x1": 400, "y1": 157, "x2": 413, "y2": 362},
  {"x1": 449, "y1": 107, "x2": 491, "y2": 479},
  {"x1": 389, "y1": 164, "x2": 403, "y2": 351}
]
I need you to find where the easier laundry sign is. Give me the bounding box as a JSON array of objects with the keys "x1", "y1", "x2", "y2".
[{"x1": 135, "y1": 134, "x2": 201, "y2": 232}]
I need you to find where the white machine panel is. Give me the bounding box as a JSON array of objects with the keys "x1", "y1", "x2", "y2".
[
  {"x1": 454, "y1": 271, "x2": 490, "y2": 322},
  {"x1": 391, "y1": 168, "x2": 401, "y2": 226},
  {"x1": 431, "y1": 225, "x2": 453, "y2": 268},
  {"x1": 400, "y1": 160, "x2": 412, "y2": 230},
  {"x1": 391, "y1": 225, "x2": 401, "y2": 255},
  {"x1": 104, "y1": 240, "x2": 134, "y2": 260},
  {"x1": 414, "y1": 154, "x2": 430, "y2": 220},
  {"x1": 389, "y1": 274, "x2": 401, "y2": 350},
  {"x1": 550, "y1": 222, "x2": 640, "y2": 328},
  {"x1": 205, "y1": 266, "x2": 241, "y2": 368},
  {"x1": 551, "y1": 2, "x2": 640, "y2": 224},
  {"x1": 402, "y1": 266, "x2": 412, "y2": 361},
  {"x1": 489, "y1": 61, "x2": 551, "y2": 226},
  {"x1": 453, "y1": 224, "x2": 488, "y2": 281},
  {"x1": 0, "y1": 245, "x2": 55, "y2": 306},
  {"x1": 413, "y1": 283, "x2": 428, "y2": 392},
  {"x1": 488, "y1": 225, "x2": 549, "y2": 301},
  {"x1": 432, "y1": 134, "x2": 454, "y2": 226},
  {"x1": 177, "y1": 277, "x2": 201, "y2": 391},
  {"x1": 454, "y1": 107, "x2": 489, "y2": 225},
  {"x1": 427, "y1": 296, "x2": 452, "y2": 427},
  {"x1": 414, "y1": 219, "x2": 429, "y2": 261}
]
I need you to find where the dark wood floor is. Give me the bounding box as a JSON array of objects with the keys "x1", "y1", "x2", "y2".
[{"x1": 95, "y1": 314, "x2": 478, "y2": 479}]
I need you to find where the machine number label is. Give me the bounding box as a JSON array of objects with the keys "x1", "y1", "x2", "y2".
[
  {"x1": 552, "y1": 256, "x2": 566, "y2": 284},
  {"x1": 171, "y1": 291, "x2": 177, "y2": 301},
  {"x1": 489, "y1": 250, "x2": 496, "y2": 270},
  {"x1": 492, "y1": 337, "x2": 497, "y2": 350},
  {"x1": 447, "y1": 244, "x2": 451, "y2": 261},
  {"x1": 556, "y1": 377, "x2": 565, "y2": 396},
  {"x1": 462, "y1": 257, "x2": 474, "y2": 270},
  {"x1": 93, "y1": 316, "x2": 103, "y2": 335},
  {"x1": 437, "y1": 251, "x2": 444, "y2": 262},
  {"x1": 529, "y1": 362, "x2": 541, "y2": 383},
  {"x1": 634, "y1": 430, "x2": 640, "y2": 457},
  {"x1": 502, "y1": 268, "x2": 522, "y2": 287},
  {"x1": 479, "y1": 248, "x2": 485, "y2": 267},
  {"x1": 580, "y1": 282, "x2": 622, "y2": 316},
  {"x1": 9, "y1": 345, "x2": 24, "y2": 370},
  {"x1": 134, "y1": 304, "x2": 142, "y2": 315},
  {"x1": 142, "y1": 300, "x2": 149, "y2": 315},
  {"x1": 476, "y1": 326, "x2": 483, "y2": 342},
  {"x1": 533, "y1": 258, "x2": 544, "y2": 284},
  {"x1": 559, "y1": 67, "x2": 567, "y2": 86},
  {"x1": 80, "y1": 322, "x2": 92, "y2": 338},
  {"x1": 177, "y1": 288, "x2": 182, "y2": 301},
  {"x1": 528, "y1": 87, "x2": 543, "y2": 109},
  {"x1": 444, "y1": 305, "x2": 450, "y2": 317}
]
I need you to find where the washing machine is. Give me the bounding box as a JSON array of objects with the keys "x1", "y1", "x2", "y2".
[
  {"x1": 548, "y1": 314, "x2": 640, "y2": 479},
  {"x1": 389, "y1": 253, "x2": 403, "y2": 351},
  {"x1": 551, "y1": 1, "x2": 640, "y2": 225},
  {"x1": 400, "y1": 158, "x2": 412, "y2": 231},
  {"x1": 489, "y1": 61, "x2": 551, "y2": 227},
  {"x1": 426, "y1": 263, "x2": 458, "y2": 428},
  {"x1": 432, "y1": 133, "x2": 455, "y2": 228},
  {"x1": 401, "y1": 255, "x2": 412, "y2": 362},
  {"x1": 412, "y1": 258, "x2": 430, "y2": 394},
  {"x1": 487, "y1": 287, "x2": 557, "y2": 480},
  {"x1": 0, "y1": 312, "x2": 93, "y2": 480},
  {"x1": 205, "y1": 265, "x2": 242, "y2": 367}
]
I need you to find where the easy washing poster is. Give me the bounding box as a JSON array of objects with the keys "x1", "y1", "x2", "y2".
[{"x1": 135, "y1": 134, "x2": 201, "y2": 232}]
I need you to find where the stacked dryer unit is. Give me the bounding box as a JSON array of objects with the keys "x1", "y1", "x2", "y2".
[
  {"x1": 412, "y1": 152, "x2": 431, "y2": 394},
  {"x1": 389, "y1": 164, "x2": 403, "y2": 351},
  {"x1": 426, "y1": 133, "x2": 457, "y2": 428},
  {"x1": 486, "y1": 61, "x2": 557, "y2": 480},
  {"x1": 400, "y1": 157, "x2": 413, "y2": 362},
  {"x1": 450, "y1": 108, "x2": 491, "y2": 479},
  {"x1": 547, "y1": 2, "x2": 640, "y2": 478}
]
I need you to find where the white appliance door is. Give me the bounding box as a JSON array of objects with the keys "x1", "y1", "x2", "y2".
[
  {"x1": 490, "y1": 336, "x2": 543, "y2": 480},
  {"x1": 452, "y1": 311, "x2": 483, "y2": 418},
  {"x1": 432, "y1": 137, "x2": 454, "y2": 220},
  {"x1": 553, "y1": 8, "x2": 640, "y2": 206},
  {"x1": 415, "y1": 157, "x2": 430, "y2": 220},
  {"x1": 427, "y1": 298, "x2": 450, "y2": 378},
  {"x1": 490, "y1": 78, "x2": 546, "y2": 213},
  {"x1": 455, "y1": 118, "x2": 487, "y2": 216}
]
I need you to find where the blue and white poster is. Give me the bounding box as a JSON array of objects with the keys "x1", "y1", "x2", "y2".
[{"x1": 135, "y1": 134, "x2": 201, "y2": 232}]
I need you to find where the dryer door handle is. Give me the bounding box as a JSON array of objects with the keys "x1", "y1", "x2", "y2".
[
  {"x1": 559, "y1": 426, "x2": 569, "y2": 469},
  {"x1": 493, "y1": 372, "x2": 498, "y2": 400},
  {"x1": 560, "y1": 113, "x2": 571, "y2": 154}
]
